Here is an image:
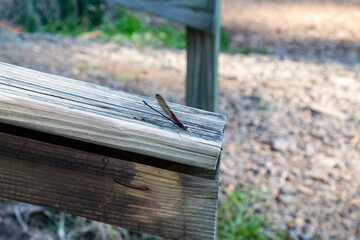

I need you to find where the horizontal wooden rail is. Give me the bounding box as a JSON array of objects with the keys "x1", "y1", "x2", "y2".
[
  {"x1": 106, "y1": 0, "x2": 216, "y2": 33},
  {"x1": 0, "y1": 131, "x2": 219, "y2": 239}
]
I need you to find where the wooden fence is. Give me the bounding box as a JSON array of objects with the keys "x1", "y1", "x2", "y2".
[{"x1": 108, "y1": 0, "x2": 221, "y2": 112}]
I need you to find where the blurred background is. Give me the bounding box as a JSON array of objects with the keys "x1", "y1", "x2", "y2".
[{"x1": 0, "y1": 0, "x2": 359, "y2": 239}]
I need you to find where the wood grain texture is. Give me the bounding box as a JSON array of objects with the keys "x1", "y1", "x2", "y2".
[
  {"x1": 186, "y1": 0, "x2": 221, "y2": 112},
  {"x1": 0, "y1": 132, "x2": 219, "y2": 239},
  {"x1": 0, "y1": 62, "x2": 226, "y2": 170},
  {"x1": 106, "y1": 0, "x2": 216, "y2": 33}
]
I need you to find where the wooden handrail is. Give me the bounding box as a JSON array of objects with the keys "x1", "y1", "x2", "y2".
[
  {"x1": 0, "y1": 62, "x2": 226, "y2": 239},
  {"x1": 0, "y1": 62, "x2": 225, "y2": 170}
]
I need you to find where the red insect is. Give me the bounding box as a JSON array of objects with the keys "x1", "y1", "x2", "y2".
[{"x1": 143, "y1": 94, "x2": 188, "y2": 131}]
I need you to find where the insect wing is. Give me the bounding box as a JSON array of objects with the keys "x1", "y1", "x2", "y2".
[
  {"x1": 154, "y1": 94, "x2": 187, "y2": 131},
  {"x1": 156, "y1": 94, "x2": 176, "y2": 120}
]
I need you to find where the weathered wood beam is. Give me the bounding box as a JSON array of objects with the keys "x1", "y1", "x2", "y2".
[
  {"x1": 0, "y1": 131, "x2": 219, "y2": 239},
  {"x1": 0, "y1": 62, "x2": 225, "y2": 170},
  {"x1": 106, "y1": 0, "x2": 216, "y2": 33}
]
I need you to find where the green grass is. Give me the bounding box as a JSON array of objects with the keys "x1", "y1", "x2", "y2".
[
  {"x1": 217, "y1": 187, "x2": 285, "y2": 240},
  {"x1": 40, "y1": 19, "x2": 92, "y2": 36},
  {"x1": 100, "y1": 9, "x2": 186, "y2": 49},
  {"x1": 259, "y1": 104, "x2": 269, "y2": 111},
  {"x1": 15, "y1": 1, "x2": 270, "y2": 55},
  {"x1": 100, "y1": 10, "x2": 232, "y2": 51},
  {"x1": 14, "y1": 1, "x2": 269, "y2": 55},
  {"x1": 15, "y1": 2, "x2": 251, "y2": 53},
  {"x1": 236, "y1": 46, "x2": 268, "y2": 55},
  {"x1": 14, "y1": 0, "x2": 104, "y2": 34}
]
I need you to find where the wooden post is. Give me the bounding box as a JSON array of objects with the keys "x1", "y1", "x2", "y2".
[
  {"x1": 0, "y1": 62, "x2": 226, "y2": 239},
  {"x1": 186, "y1": 0, "x2": 221, "y2": 112}
]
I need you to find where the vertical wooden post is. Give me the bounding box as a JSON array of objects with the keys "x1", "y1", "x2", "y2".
[{"x1": 186, "y1": 0, "x2": 221, "y2": 112}]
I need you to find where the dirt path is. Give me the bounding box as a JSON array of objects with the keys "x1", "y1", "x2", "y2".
[
  {"x1": 0, "y1": 1, "x2": 360, "y2": 239},
  {"x1": 222, "y1": 0, "x2": 360, "y2": 65}
]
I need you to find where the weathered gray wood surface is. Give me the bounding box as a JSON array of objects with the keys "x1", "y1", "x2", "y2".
[
  {"x1": 186, "y1": 0, "x2": 221, "y2": 112},
  {"x1": 0, "y1": 62, "x2": 225, "y2": 170},
  {"x1": 0, "y1": 131, "x2": 219, "y2": 239},
  {"x1": 106, "y1": 0, "x2": 217, "y2": 33}
]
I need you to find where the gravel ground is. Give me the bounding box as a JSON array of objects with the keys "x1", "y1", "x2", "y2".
[{"x1": 0, "y1": 1, "x2": 360, "y2": 239}]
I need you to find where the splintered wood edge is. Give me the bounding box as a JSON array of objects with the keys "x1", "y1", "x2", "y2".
[{"x1": 0, "y1": 62, "x2": 226, "y2": 170}]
